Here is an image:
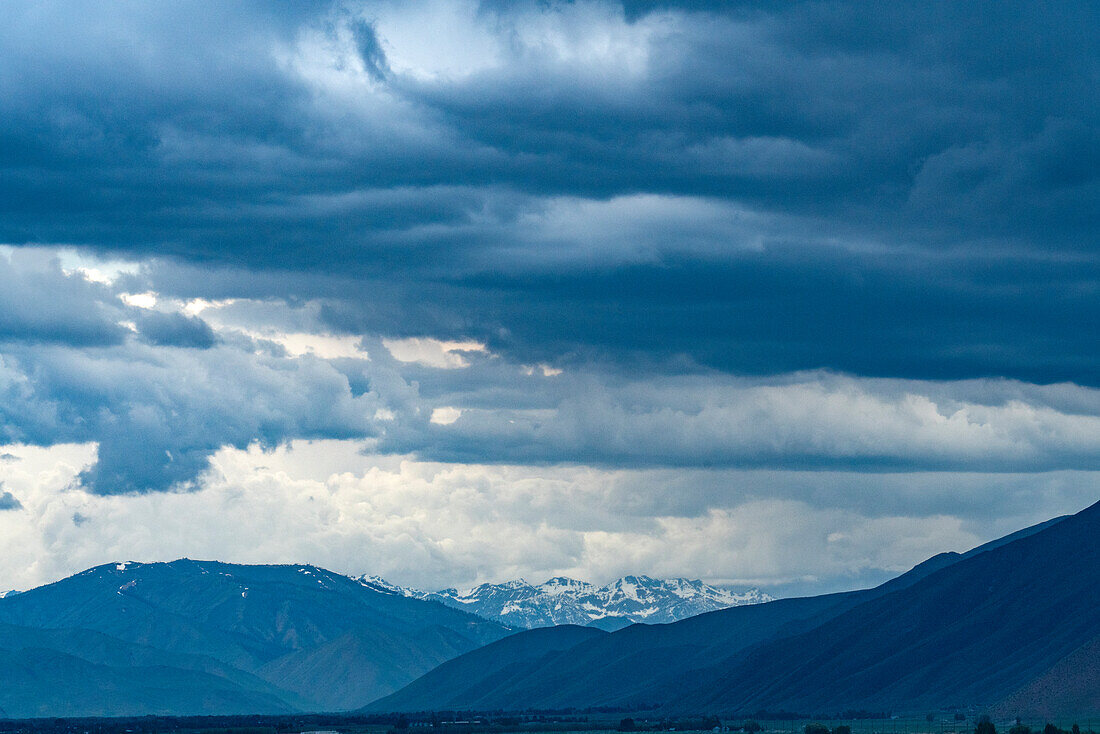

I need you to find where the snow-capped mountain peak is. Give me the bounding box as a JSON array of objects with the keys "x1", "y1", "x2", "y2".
[{"x1": 353, "y1": 573, "x2": 773, "y2": 630}]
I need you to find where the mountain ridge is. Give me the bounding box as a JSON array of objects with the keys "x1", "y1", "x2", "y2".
[{"x1": 0, "y1": 509, "x2": 1087, "y2": 718}]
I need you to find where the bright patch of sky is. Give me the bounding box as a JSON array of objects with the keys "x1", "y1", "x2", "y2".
[
  {"x1": 120, "y1": 292, "x2": 157, "y2": 309},
  {"x1": 384, "y1": 337, "x2": 488, "y2": 368},
  {"x1": 429, "y1": 406, "x2": 463, "y2": 425}
]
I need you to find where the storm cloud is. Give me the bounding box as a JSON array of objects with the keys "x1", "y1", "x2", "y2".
[
  {"x1": 0, "y1": 1, "x2": 1097, "y2": 381},
  {"x1": 1, "y1": 1, "x2": 1098, "y2": 590}
]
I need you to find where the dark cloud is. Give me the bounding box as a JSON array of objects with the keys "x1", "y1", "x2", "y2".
[
  {"x1": 349, "y1": 17, "x2": 389, "y2": 82},
  {"x1": 0, "y1": 490, "x2": 22, "y2": 511},
  {"x1": 0, "y1": 340, "x2": 383, "y2": 494},
  {"x1": 0, "y1": 251, "x2": 126, "y2": 346},
  {"x1": 136, "y1": 311, "x2": 217, "y2": 348},
  {"x1": 0, "y1": 0, "x2": 1094, "y2": 383},
  {"x1": 133, "y1": 236, "x2": 1100, "y2": 388},
  {"x1": 1, "y1": 0, "x2": 1099, "y2": 494},
  {"x1": 0, "y1": 1, "x2": 1093, "y2": 255},
  {"x1": 294, "y1": 248, "x2": 1100, "y2": 386}
]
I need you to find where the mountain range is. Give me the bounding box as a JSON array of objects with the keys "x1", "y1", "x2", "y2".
[
  {"x1": 0, "y1": 562, "x2": 768, "y2": 717},
  {"x1": 360, "y1": 575, "x2": 771, "y2": 630},
  {"x1": 1, "y1": 504, "x2": 1096, "y2": 719},
  {"x1": 370, "y1": 507, "x2": 1099, "y2": 717}
]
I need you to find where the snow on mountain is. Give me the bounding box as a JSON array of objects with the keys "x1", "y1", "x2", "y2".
[
  {"x1": 355, "y1": 573, "x2": 773, "y2": 629},
  {"x1": 356, "y1": 574, "x2": 411, "y2": 596},
  {"x1": 0, "y1": 590, "x2": 19, "y2": 599}
]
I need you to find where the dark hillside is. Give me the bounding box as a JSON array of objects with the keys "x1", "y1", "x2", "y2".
[
  {"x1": 670, "y1": 501, "x2": 1100, "y2": 713},
  {"x1": 369, "y1": 506, "x2": 1096, "y2": 715}
]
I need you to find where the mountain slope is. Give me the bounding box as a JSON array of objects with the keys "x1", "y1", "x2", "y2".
[
  {"x1": 0, "y1": 560, "x2": 509, "y2": 714},
  {"x1": 257, "y1": 623, "x2": 490, "y2": 711},
  {"x1": 0, "y1": 645, "x2": 296, "y2": 718},
  {"x1": 0, "y1": 620, "x2": 305, "y2": 717},
  {"x1": 670, "y1": 500, "x2": 1100, "y2": 714},
  {"x1": 368, "y1": 508, "x2": 1093, "y2": 714},
  {"x1": 993, "y1": 632, "x2": 1100, "y2": 718}
]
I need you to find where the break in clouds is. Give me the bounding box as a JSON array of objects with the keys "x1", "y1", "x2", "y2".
[{"x1": 1, "y1": 0, "x2": 1099, "y2": 591}]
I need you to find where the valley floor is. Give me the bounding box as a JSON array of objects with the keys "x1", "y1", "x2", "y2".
[{"x1": 2, "y1": 712, "x2": 1098, "y2": 734}]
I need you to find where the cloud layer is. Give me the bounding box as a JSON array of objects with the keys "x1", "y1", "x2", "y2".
[
  {"x1": 0, "y1": 1, "x2": 1097, "y2": 382},
  {"x1": 1, "y1": 1, "x2": 1098, "y2": 591},
  {"x1": 8, "y1": 248, "x2": 1100, "y2": 497}
]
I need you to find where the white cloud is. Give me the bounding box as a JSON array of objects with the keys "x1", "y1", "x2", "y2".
[
  {"x1": 1, "y1": 440, "x2": 1094, "y2": 595},
  {"x1": 183, "y1": 298, "x2": 237, "y2": 316},
  {"x1": 384, "y1": 336, "x2": 487, "y2": 368},
  {"x1": 430, "y1": 406, "x2": 463, "y2": 425},
  {"x1": 120, "y1": 292, "x2": 158, "y2": 309},
  {"x1": 258, "y1": 331, "x2": 369, "y2": 360},
  {"x1": 522, "y1": 363, "x2": 563, "y2": 377},
  {"x1": 180, "y1": 299, "x2": 370, "y2": 359}
]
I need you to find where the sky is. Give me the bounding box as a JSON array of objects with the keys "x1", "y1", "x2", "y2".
[{"x1": 1, "y1": 0, "x2": 1099, "y2": 596}]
